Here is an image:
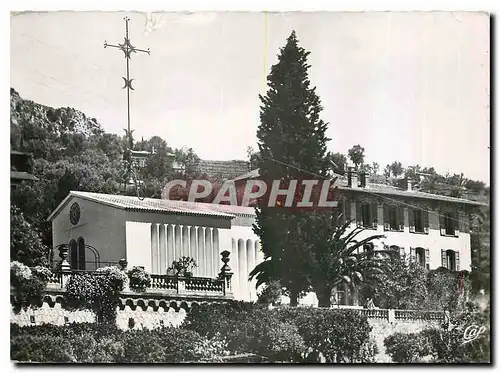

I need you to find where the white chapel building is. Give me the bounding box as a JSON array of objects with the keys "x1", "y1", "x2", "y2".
[{"x1": 47, "y1": 191, "x2": 264, "y2": 302}]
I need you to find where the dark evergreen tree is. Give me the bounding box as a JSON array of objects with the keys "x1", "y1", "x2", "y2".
[{"x1": 251, "y1": 31, "x2": 332, "y2": 306}]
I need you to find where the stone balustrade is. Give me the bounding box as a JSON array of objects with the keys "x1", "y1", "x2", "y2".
[{"x1": 45, "y1": 249, "x2": 235, "y2": 299}]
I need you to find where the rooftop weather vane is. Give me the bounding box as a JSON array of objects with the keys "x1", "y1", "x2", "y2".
[
  {"x1": 104, "y1": 16, "x2": 150, "y2": 148},
  {"x1": 104, "y1": 16, "x2": 152, "y2": 199}
]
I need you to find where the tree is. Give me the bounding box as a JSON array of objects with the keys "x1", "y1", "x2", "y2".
[
  {"x1": 389, "y1": 161, "x2": 404, "y2": 178},
  {"x1": 11, "y1": 205, "x2": 49, "y2": 267},
  {"x1": 252, "y1": 31, "x2": 331, "y2": 306},
  {"x1": 328, "y1": 152, "x2": 347, "y2": 175},
  {"x1": 360, "y1": 254, "x2": 430, "y2": 310},
  {"x1": 383, "y1": 165, "x2": 391, "y2": 178},
  {"x1": 348, "y1": 145, "x2": 365, "y2": 169},
  {"x1": 404, "y1": 164, "x2": 422, "y2": 180},
  {"x1": 371, "y1": 162, "x2": 380, "y2": 175},
  {"x1": 174, "y1": 147, "x2": 201, "y2": 178},
  {"x1": 359, "y1": 163, "x2": 372, "y2": 174},
  {"x1": 246, "y1": 146, "x2": 260, "y2": 169},
  {"x1": 306, "y1": 216, "x2": 391, "y2": 307}
]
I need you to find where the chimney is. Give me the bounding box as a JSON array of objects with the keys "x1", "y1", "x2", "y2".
[
  {"x1": 359, "y1": 172, "x2": 367, "y2": 188},
  {"x1": 348, "y1": 167, "x2": 358, "y2": 189},
  {"x1": 407, "y1": 178, "x2": 412, "y2": 191}
]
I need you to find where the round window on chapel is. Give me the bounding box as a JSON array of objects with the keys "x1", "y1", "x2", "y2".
[{"x1": 69, "y1": 202, "x2": 81, "y2": 225}]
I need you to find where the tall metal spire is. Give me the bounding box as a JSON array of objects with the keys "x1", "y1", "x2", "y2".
[{"x1": 104, "y1": 16, "x2": 150, "y2": 147}]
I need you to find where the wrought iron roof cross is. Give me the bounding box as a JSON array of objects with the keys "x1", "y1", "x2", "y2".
[{"x1": 104, "y1": 16, "x2": 150, "y2": 148}]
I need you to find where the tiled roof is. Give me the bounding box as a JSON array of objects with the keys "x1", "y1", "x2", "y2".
[
  {"x1": 232, "y1": 169, "x2": 487, "y2": 207},
  {"x1": 197, "y1": 160, "x2": 250, "y2": 180},
  {"x1": 47, "y1": 191, "x2": 239, "y2": 221}
]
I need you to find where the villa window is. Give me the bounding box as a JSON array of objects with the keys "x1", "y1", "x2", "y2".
[
  {"x1": 69, "y1": 237, "x2": 86, "y2": 270},
  {"x1": 442, "y1": 249, "x2": 459, "y2": 271},
  {"x1": 445, "y1": 214, "x2": 455, "y2": 235},
  {"x1": 69, "y1": 239, "x2": 78, "y2": 270},
  {"x1": 384, "y1": 205, "x2": 404, "y2": 231},
  {"x1": 338, "y1": 199, "x2": 351, "y2": 224},
  {"x1": 440, "y1": 211, "x2": 459, "y2": 237},
  {"x1": 411, "y1": 247, "x2": 430, "y2": 269},
  {"x1": 357, "y1": 202, "x2": 378, "y2": 229},
  {"x1": 409, "y1": 208, "x2": 429, "y2": 234},
  {"x1": 390, "y1": 245, "x2": 405, "y2": 259},
  {"x1": 77, "y1": 237, "x2": 86, "y2": 270}
]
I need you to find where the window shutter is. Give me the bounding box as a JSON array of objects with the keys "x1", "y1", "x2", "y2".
[
  {"x1": 383, "y1": 205, "x2": 390, "y2": 230},
  {"x1": 425, "y1": 248, "x2": 430, "y2": 270},
  {"x1": 441, "y1": 249, "x2": 447, "y2": 268},
  {"x1": 439, "y1": 212, "x2": 446, "y2": 236},
  {"x1": 356, "y1": 202, "x2": 362, "y2": 227},
  {"x1": 423, "y1": 211, "x2": 429, "y2": 234},
  {"x1": 410, "y1": 247, "x2": 416, "y2": 262},
  {"x1": 455, "y1": 251, "x2": 460, "y2": 271},
  {"x1": 408, "y1": 208, "x2": 415, "y2": 233},
  {"x1": 371, "y1": 203, "x2": 378, "y2": 229},
  {"x1": 454, "y1": 211, "x2": 460, "y2": 237},
  {"x1": 398, "y1": 206, "x2": 404, "y2": 231}
]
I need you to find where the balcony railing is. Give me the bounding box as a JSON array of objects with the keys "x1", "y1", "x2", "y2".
[{"x1": 45, "y1": 250, "x2": 235, "y2": 299}]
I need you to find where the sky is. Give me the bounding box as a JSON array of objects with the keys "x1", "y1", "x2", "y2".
[{"x1": 10, "y1": 11, "x2": 490, "y2": 183}]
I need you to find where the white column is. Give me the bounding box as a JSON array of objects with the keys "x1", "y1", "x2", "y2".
[
  {"x1": 205, "y1": 228, "x2": 213, "y2": 277},
  {"x1": 231, "y1": 238, "x2": 238, "y2": 297},
  {"x1": 238, "y1": 239, "x2": 247, "y2": 300},
  {"x1": 151, "y1": 223, "x2": 159, "y2": 274},
  {"x1": 158, "y1": 224, "x2": 166, "y2": 274},
  {"x1": 174, "y1": 225, "x2": 182, "y2": 261},
  {"x1": 246, "y1": 239, "x2": 256, "y2": 301},
  {"x1": 182, "y1": 226, "x2": 190, "y2": 258},
  {"x1": 212, "y1": 229, "x2": 220, "y2": 276},
  {"x1": 197, "y1": 227, "x2": 205, "y2": 276},
  {"x1": 166, "y1": 224, "x2": 174, "y2": 271},
  {"x1": 190, "y1": 227, "x2": 198, "y2": 275}
]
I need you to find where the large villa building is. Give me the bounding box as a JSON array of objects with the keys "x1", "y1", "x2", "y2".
[{"x1": 48, "y1": 166, "x2": 486, "y2": 306}]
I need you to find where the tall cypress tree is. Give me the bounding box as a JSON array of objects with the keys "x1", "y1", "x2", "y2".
[{"x1": 251, "y1": 31, "x2": 331, "y2": 306}]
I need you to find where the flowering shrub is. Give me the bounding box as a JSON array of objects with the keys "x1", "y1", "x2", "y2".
[
  {"x1": 127, "y1": 266, "x2": 151, "y2": 292},
  {"x1": 384, "y1": 302, "x2": 490, "y2": 363},
  {"x1": 274, "y1": 307, "x2": 373, "y2": 363},
  {"x1": 11, "y1": 323, "x2": 228, "y2": 363},
  {"x1": 66, "y1": 266, "x2": 127, "y2": 324},
  {"x1": 10, "y1": 261, "x2": 51, "y2": 311},
  {"x1": 384, "y1": 332, "x2": 431, "y2": 363},
  {"x1": 167, "y1": 256, "x2": 197, "y2": 277}
]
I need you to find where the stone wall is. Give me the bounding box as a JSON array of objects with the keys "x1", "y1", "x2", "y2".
[
  {"x1": 11, "y1": 300, "x2": 189, "y2": 331},
  {"x1": 369, "y1": 318, "x2": 442, "y2": 362},
  {"x1": 10, "y1": 298, "x2": 442, "y2": 362}
]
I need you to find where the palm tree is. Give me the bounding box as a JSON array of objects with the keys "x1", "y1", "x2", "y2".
[
  {"x1": 250, "y1": 212, "x2": 396, "y2": 308},
  {"x1": 307, "y1": 214, "x2": 396, "y2": 307}
]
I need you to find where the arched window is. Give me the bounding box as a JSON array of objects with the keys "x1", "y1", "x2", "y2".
[
  {"x1": 415, "y1": 247, "x2": 426, "y2": 267},
  {"x1": 77, "y1": 237, "x2": 86, "y2": 270},
  {"x1": 390, "y1": 245, "x2": 404, "y2": 258},
  {"x1": 446, "y1": 250, "x2": 456, "y2": 271},
  {"x1": 69, "y1": 239, "x2": 78, "y2": 270}
]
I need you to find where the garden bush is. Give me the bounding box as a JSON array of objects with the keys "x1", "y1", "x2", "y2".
[
  {"x1": 183, "y1": 302, "x2": 375, "y2": 363},
  {"x1": 11, "y1": 261, "x2": 51, "y2": 311},
  {"x1": 384, "y1": 302, "x2": 490, "y2": 364},
  {"x1": 383, "y1": 332, "x2": 432, "y2": 363},
  {"x1": 65, "y1": 266, "x2": 127, "y2": 324},
  {"x1": 127, "y1": 266, "x2": 151, "y2": 291},
  {"x1": 274, "y1": 307, "x2": 374, "y2": 363},
  {"x1": 10, "y1": 323, "x2": 226, "y2": 363}
]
